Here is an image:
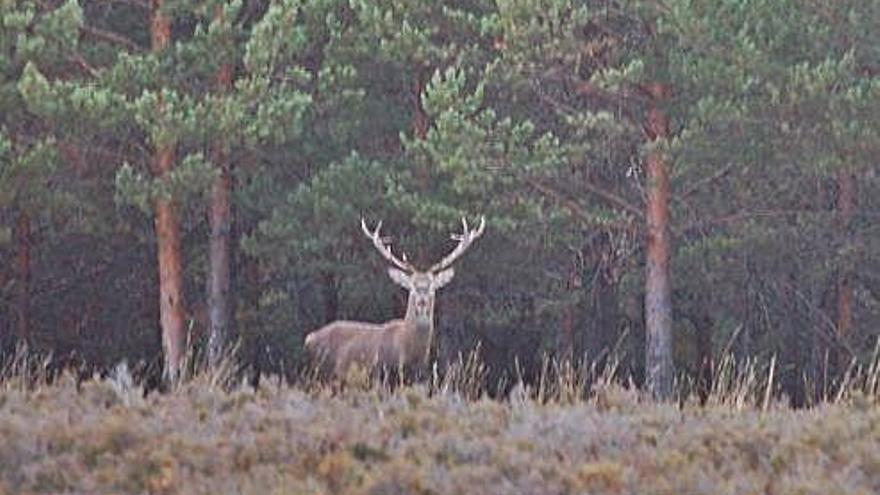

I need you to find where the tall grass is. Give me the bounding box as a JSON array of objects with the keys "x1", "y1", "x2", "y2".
[
  {"x1": 2, "y1": 339, "x2": 879, "y2": 409},
  {"x1": 0, "y1": 343, "x2": 55, "y2": 391}
]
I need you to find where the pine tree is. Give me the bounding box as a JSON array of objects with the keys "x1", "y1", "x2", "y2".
[
  {"x1": 18, "y1": 0, "x2": 313, "y2": 378},
  {"x1": 0, "y1": 0, "x2": 80, "y2": 350}
]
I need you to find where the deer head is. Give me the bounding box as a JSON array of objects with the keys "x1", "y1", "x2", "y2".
[{"x1": 361, "y1": 216, "x2": 485, "y2": 329}]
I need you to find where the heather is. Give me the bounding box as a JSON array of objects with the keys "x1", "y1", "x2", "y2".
[
  {"x1": 1, "y1": 364, "x2": 878, "y2": 495},
  {"x1": 3, "y1": 0, "x2": 880, "y2": 405}
]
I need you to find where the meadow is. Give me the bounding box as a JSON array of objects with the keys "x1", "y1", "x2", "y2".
[{"x1": 1, "y1": 354, "x2": 878, "y2": 495}]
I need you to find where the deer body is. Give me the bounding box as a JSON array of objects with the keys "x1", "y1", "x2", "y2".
[
  {"x1": 305, "y1": 318, "x2": 426, "y2": 377},
  {"x1": 304, "y1": 217, "x2": 483, "y2": 380}
]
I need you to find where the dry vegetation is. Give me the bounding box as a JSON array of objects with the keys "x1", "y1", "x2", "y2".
[{"x1": 1, "y1": 355, "x2": 879, "y2": 495}]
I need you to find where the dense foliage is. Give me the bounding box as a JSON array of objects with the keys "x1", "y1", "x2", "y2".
[{"x1": 0, "y1": 0, "x2": 878, "y2": 401}]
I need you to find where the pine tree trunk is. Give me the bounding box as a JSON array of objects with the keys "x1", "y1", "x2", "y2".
[
  {"x1": 207, "y1": 161, "x2": 232, "y2": 366},
  {"x1": 321, "y1": 271, "x2": 339, "y2": 323},
  {"x1": 0, "y1": 264, "x2": 7, "y2": 351},
  {"x1": 412, "y1": 74, "x2": 429, "y2": 140},
  {"x1": 561, "y1": 305, "x2": 575, "y2": 362},
  {"x1": 835, "y1": 168, "x2": 854, "y2": 342},
  {"x1": 14, "y1": 211, "x2": 31, "y2": 343},
  {"x1": 238, "y1": 149, "x2": 262, "y2": 328},
  {"x1": 243, "y1": 251, "x2": 261, "y2": 313},
  {"x1": 644, "y1": 84, "x2": 674, "y2": 400},
  {"x1": 779, "y1": 272, "x2": 808, "y2": 406},
  {"x1": 412, "y1": 72, "x2": 430, "y2": 263},
  {"x1": 560, "y1": 256, "x2": 578, "y2": 362},
  {"x1": 152, "y1": 2, "x2": 186, "y2": 382},
  {"x1": 586, "y1": 233, "x2": 618, "y2": 365},
  {"x1": 695, "y1": 311, "x2": 713, "y2": 404},
  {"x1": 207, "y1": 18, "x2": 234, "y2": 368},
  {"x1": 154, "y1": 155, "x2": 186, "y2": 381}
]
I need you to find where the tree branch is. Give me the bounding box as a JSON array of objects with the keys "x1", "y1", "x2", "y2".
[
  {"x1": 100, "y1": 0, "x2": 150, "y2": 9},
  {"x1": 678, "y1": 208, "x2": 880, "y2": 234},
  {"x1": 580, "y1": 178, "x2": 644, "y2": 218},
  {"x1": 771, "y1": 277, "x2": 857, "y2": 359},
  {"x1": 524, "y1": 177, "x2": 636, "y2": 230},
  {"x1": 678, "y1": 161, "x2": 737, "y2": 198},
  {"x1": 79, "y1": 25, "x2": 143, "y2": 53},
  {"x1": 679, "y1": 209, "x2": 811, "y2": 233},
  {"x1": 66, "y1": 52, "x2": 98, "y2": 78},
  {"x1": 574, "y1": 80, "x2": 648, "y2": 115}
]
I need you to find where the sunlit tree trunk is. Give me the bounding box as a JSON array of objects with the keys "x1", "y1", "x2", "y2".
[
  {"x1": 644, "y1": 83, "x2": 673, "y2": 400},
  {"x1": 152, "y1": 0, "x2": 186, "y2": 381}
]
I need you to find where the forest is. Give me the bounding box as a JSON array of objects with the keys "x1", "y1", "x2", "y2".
[
  {"x1": 1, "y1": 0, "x2": 879, "y2": 405},
  {"x1": 2, "y1": 1, "x2": 880, "y2": 493}
]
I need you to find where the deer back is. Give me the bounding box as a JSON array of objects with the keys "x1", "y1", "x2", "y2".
[{"x1": 305, "y1": 319, "x2": 415, "y2": 378}]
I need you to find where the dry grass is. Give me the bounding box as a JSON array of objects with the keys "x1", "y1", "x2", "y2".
[{"x1": 0, "y1": 348, "x2": 878, "y2": 495}]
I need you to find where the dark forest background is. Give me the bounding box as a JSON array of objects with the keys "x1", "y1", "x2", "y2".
[{"x1": 1, "y1": 0, "x2": 878, "y2": 403}]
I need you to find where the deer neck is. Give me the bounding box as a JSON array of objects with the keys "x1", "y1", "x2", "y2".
[{"x1": 402, "y1": 291, "x2": 435, "y2": 364}]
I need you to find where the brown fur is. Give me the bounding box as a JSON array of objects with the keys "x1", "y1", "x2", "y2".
[{"x1": 304, "y1": 318, "x2": 432, "y2": 379}]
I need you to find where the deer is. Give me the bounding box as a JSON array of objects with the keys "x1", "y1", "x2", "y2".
[{"x1": 304, "y1": 216, "x2": 486, "y2": 380}]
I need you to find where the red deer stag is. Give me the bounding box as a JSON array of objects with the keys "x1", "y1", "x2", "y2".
[{"x1": 304, "y1": 216, "x2": 485, "y2": 379}]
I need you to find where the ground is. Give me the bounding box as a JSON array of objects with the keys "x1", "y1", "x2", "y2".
[{"x1": 0, "y1": 371, "x2": 877, "y2": 495}]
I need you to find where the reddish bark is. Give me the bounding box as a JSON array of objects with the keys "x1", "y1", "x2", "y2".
[
  {"x1": 154, "y1": 152, "x2": 186, "y2": 381},
  {"x1": 644, "y1": 84, "x2": 674, "y2": 400},
  {"x1": 207, "y1": 14, "x2": 235, "y2": 367},
  {"x1": 14, "y1": 211, "x2": 31, "y2": 342},
  {"x1": 152, "y1": 1, "x2": 186, "y2": 381},
  {"x1": 150, "y1": 0, "x2": 170, "y2": 49},
  {"x1": 412, "y1": 76, "x2": 429, "y2": 140}
]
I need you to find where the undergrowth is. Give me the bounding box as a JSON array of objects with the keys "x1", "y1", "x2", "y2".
[{"x1": 0, "y1": 344, "x2": 878, "y2": 495}]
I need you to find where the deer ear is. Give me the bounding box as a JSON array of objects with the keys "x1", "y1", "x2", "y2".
[
  {"x1": 387, "y1": 267, "x2": 411, "y2": 289},
  {"x1": 433, "y1": 268, "x2": 455, "y2": 289}
]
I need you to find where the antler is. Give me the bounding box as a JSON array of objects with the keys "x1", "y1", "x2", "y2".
[
  {"x1": 430, "y1": 215, "x2": 486, "y2": 272},
  {"x1": 361, "y1": 218, "x2": 413, "y2": 272}
]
